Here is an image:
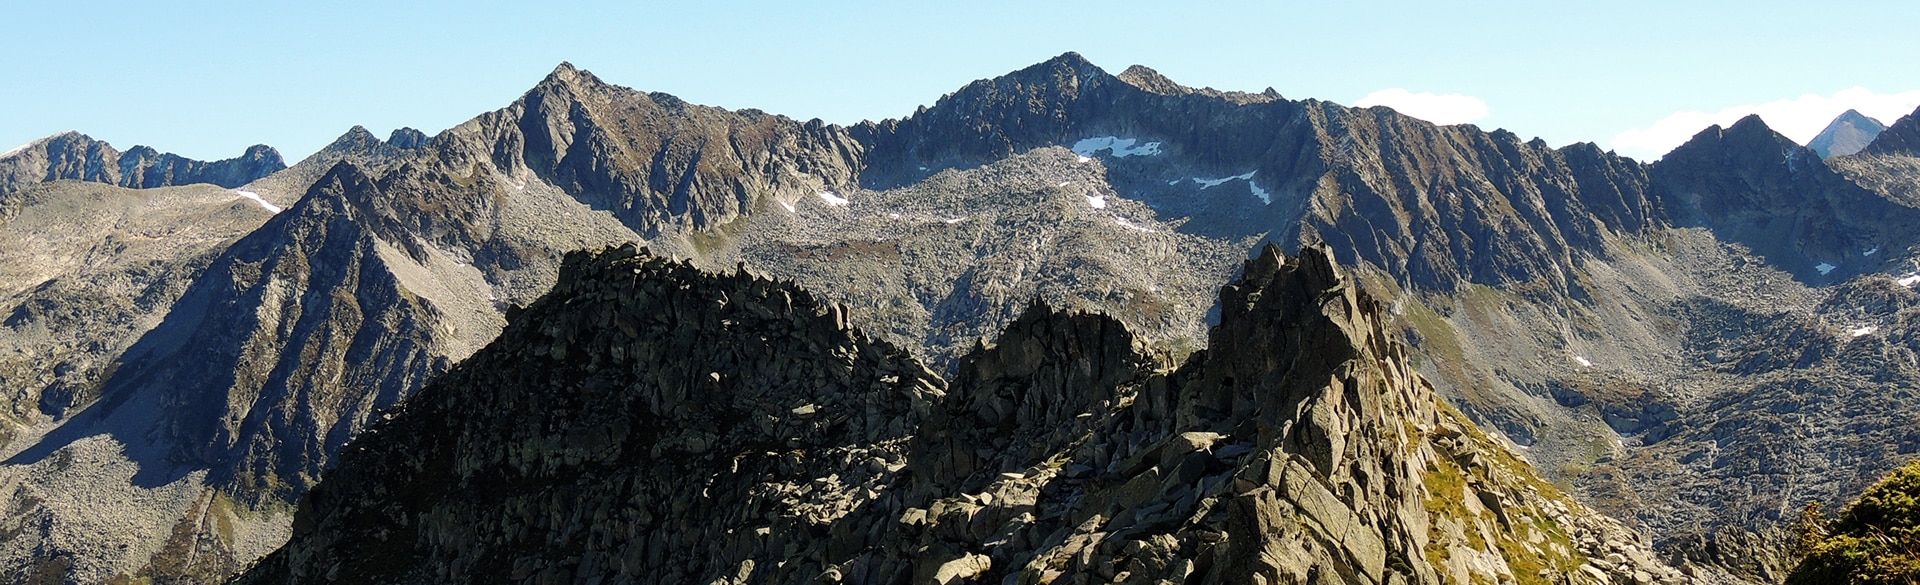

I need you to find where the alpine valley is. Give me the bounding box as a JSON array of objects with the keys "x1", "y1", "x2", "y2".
[{"x1": 3, "y1": 54, "x2": 1920, "y2": 584}]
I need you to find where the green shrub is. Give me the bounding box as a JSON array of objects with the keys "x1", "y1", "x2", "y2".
[{"x1": 1789, "y1": 461, "x2": 1920, "y2": 584}]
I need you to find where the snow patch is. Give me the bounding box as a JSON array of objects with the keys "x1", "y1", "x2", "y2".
[
  {"x1": 1057, "y1": 181, "x2": 1072, "y2": 187},
  {"x1": 887, "y1": 213, "x2": 901, "y2": 219},
  {"x1": 944, "y1": 217, "x2": 967, "y2": 224},
  {"x1": 1851, "y1": 326, "x2": 1878, "y2": 337},
  {"x1": 918, "y1": 166, "x2": 928, "y2": 171},
  {"x1": 815, "y1": 191, "x2": 849, "y2": 207},
  {"x1": 1865, "y1": 248, "x2": 1879, "y2": 257},
  {"x1": 1901, "y1": 275, "x2": 1920, "y2": 287},
  {"x1": 1572, "y1": 355, "x2": 1593, "y2": 367},
  {"x1": 779, "y1": 200, "x2": 796, "y2": 213},
  {"x1": 1071, "y1": 136, "x2": 1163, "y2": 159},
  {"x1": 1193, "y1": 171, "x2": 1256, "y2": 189},
  {"x1": 233, "y1": 190, "x2": 282, "y2": 214},
  {"x1": 1816, "y1": 262, "x2": 1837, "y2": 275},
  {"x1": 1114, "y1": 218, "x2": 1156, "y2": 233},
  {"x1": 1076, "y1": 155, "x2": 1092, "y2": 163},
  {"x1": 1249, "y1": 182, "x2": 1272, "y2": 205},
  {"x1": 1167, "y1": 179, "x2": 1181, "y2": 186},
  {"x1": 1086, "y1": 195, "x2": 1107, "y2": 209}
]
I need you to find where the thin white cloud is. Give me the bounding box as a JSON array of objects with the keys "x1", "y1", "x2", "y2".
[
  {"x1": 1355, "y1": 88, "x2": 1490, "y2": 126},
  {"x1": 1611, "y1": 87, "x2": 1920, "y2": 161}
]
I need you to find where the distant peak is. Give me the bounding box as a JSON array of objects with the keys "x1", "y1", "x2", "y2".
[
  {"x1": 1809, "y1": 109, "x2": 1888, "y2": 158},
  {"x1": 1010, "y1": 51, "x2": 1108, "y2": 81},
  {"x1": 316, "y1": 125, "x2": 386, "y2": 155},
  {"x1": 541, "y1": 61, "x2": 594, "y2": 88},
  {"x1": 1116, "y1": 64, "x2": 1188, "y2": 95},
  {"x1": 1727, "y1": 113, "x2": 1771, "y2": 132},
  {"x1": 1044, "y1": 51, "x2": 1091, "y2": 67},
  {"x1": 1837, "y1": 109, "x2": 1880, "y2": 124},
  {"x1": 387, "y1": 127, "x2": 430, "y2": 150}
]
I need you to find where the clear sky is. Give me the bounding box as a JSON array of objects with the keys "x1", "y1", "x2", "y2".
[{"x1": 3, "y1": 1, "x2": 1916, "y2": 163}]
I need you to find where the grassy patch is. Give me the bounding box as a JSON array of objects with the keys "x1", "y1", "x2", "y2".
[{"x1": 1425, "y1": 399, "x2": 1587, "y2": 584}]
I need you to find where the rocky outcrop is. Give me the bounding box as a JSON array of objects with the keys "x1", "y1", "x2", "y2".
[
  {"x1": 235, "y1": 244, "x2": 1688, "y2": 585},
  {"x1": 0, "y1": 132, "x2": 284, "y2": 197}
]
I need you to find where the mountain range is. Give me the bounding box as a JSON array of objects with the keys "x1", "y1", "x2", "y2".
[{"x1": 2, "y1": 53, "x2": 1919, "y2": 583}]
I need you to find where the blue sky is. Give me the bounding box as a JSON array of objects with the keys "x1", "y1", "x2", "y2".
[{"x1": 2, "y1": 1, "x2": 1916, "y2": 162}]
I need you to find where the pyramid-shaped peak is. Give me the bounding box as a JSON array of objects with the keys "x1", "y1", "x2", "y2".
[
  {"x1": 322, "y1": 125, "x2": 383, "y2": 150},
  {"x1": 1727, "y1": 113, "x2": 1772, "y2": 133},
  {"x1": 1004, "y1": 51, "x2": 1109, "y2": 82},
  {"x1": 541, "y1": 61, "x2": 598, "y2": 86},
  {"x1": 1835, "y1": 109, "x2": 1883, "y2": 125},
  {"x1": 1809, "y1": 109, "x2": 1888, "y2": 158},
  {"x1": 1116, "y1": 64, "x2": 1188, "y2": 95},
  {"x1": 1042, "y1": 51, "x2": 1093, "y2": 68}
]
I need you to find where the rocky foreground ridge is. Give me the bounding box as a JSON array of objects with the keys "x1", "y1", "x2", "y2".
[{"x1": 235, "y1": 244, "x2": 1700, "y2": 585}]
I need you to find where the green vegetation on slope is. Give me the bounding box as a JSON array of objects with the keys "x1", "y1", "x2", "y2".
[{"x1": 1790, "y1": 460, "x2": 1920, "y2": 583}]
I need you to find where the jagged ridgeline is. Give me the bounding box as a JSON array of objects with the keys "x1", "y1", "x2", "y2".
[{"x1": 235, "y1": 244, "x2": 1681, "y2": 585}]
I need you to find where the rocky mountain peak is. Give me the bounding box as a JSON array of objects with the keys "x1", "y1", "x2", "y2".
[
  {"x1": 545, "y1": 60, "x2": 585, "y2": 83},
  {"x1": 385, "y1": 126, "x2": 430, "y2": 149},
  {"x1": 1862, "y1": 104, "x2": 1920, "y2": 157},
  {"x1": 529, "y1": 60, "x2": 607, "y2": 99},
  {"x1": 1116, "y1": 64, "x2": 1187, "y2": 95},
  {"x1": 1652, "y1": 110, "x2": 1920, "y2": 282},
  {"x1": 1807, "y1": 109, "x2": 1886, "y2": 158},
  {"x1": 332, "y1": 125, "x2": 381, "y2": 148}
]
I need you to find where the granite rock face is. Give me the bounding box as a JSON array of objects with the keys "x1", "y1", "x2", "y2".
[
  {"x1": 0, "y1": 132, "x2": 284, "y2": 197},
  {"x1": 235, "y1": 244, "x2": 1691, "y2": 585}
]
